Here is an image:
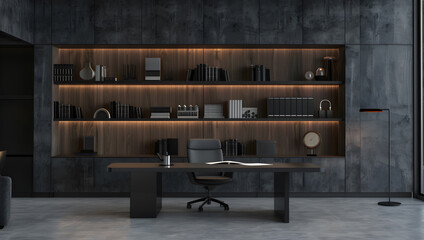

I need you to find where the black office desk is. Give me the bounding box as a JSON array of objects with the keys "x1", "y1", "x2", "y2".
[{"x1": 107, "y1": 162, "x2": 322, "y2": 223}]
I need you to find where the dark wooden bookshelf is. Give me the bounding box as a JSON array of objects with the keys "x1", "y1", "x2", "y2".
[
  {"x1": 53, "y1": 118, "x2": 344, "y2": 122},
  {"x1": 52, "y1": 46, "x2": 345, "y2": 157},
  {"x1": 51, "y1": 154, "x2": 345, "y2": 158},
  {"x1": 54, "y1": 80, "x2": 343, "y2": 86}
]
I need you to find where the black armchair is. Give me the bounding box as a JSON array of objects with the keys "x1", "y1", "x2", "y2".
[
  {"x1": 0, "y1": 151, "x2": 11, "y2": 229},
  {"x1": 186, "y1": 139, "x2": 232, "y2": 211}
]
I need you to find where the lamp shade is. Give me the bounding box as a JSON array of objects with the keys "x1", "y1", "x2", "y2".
[{"x1": 359, "y1": 108, "x2": 383, "y2": 112}]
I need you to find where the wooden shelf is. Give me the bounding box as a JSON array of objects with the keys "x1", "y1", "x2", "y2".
[
  {"x1": 51, "y1": 154, "x2": 345, "y2": 159},
  {"x1": 54, "y1": 80, "x2": 343, "y2": 86},
  {"x1": 54, "y1": 118, "x2": 344, "y2": 122}
]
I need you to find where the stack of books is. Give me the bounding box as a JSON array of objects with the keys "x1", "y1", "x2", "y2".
[
  {"x1": 150, "y1": 107, "x2": 172, "y2": 119},
  {"x1": 250, "y1": 65, "x2": 270, "y2": 81},
  {"x1": 186, "y1": 64, "x2": 230, "y2": 82},
  {"x1": 53, "y1": 64, "x2": 74, "y2": 83},
  {"x1": 54, "y1": 101, "x2": 82, "y2": 119},
  {"x1": 110, "y1": 101, "x2": 142, "y2": 119},
  {"x1": 228, "y1": 100, "x2": 243, "y2": 119},
  {"x1": 267, "y1": 97, "x2": 314, "y2": 118},
  {"x1": 95, "y1": 65, "x2": 107, "y2": 82},
  {"x1": 222, "y1": 139, "x2": 245, "y2": 156},
  {"x1": 204, "y1": 104, "x2": 224, "y2": 119}
]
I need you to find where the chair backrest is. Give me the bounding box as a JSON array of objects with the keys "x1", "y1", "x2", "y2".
[
  {"x1": 0, "y1": 151, "x2": 6, "y2": 175},
  {"x1": 187, "y1": 139, "x2": 223, "y2": 177}
]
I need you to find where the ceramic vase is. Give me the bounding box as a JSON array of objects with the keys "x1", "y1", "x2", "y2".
[{"x1": 80, "y1": 62, "x2": 95, "y2": 80}]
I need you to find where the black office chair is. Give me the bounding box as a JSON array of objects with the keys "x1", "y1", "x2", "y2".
[{"x1": 186, "y1": 139, "x2": 232, "y2": 211}]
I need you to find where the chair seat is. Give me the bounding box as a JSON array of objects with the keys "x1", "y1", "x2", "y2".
[{"x1": 195, "y1": 176, "x2": 232, "y2": 185}]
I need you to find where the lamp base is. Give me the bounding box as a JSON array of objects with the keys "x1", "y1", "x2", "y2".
[{"x1": 378, "y1": 201, "x2": 401, "y2": 206}]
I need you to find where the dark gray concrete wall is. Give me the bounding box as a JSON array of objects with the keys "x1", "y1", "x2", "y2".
[
  {"x1": 30, "y1": 0, "x2": 414, "y2": 194},
  {"x1": 0, "y1": 0, "x2": 34, "y2": 43}
]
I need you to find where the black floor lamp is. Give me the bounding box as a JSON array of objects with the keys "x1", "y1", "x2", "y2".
[{"x1": 359, "y1": 108, "x2": 401, "y2": 206}]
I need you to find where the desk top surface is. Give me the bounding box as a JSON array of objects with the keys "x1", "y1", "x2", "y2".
[{"x1": 108, "y1": 162, "x2": 322, "y2": 173}]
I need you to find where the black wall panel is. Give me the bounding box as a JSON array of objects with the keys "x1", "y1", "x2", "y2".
[
  {"x1": 259, "y1": 0, "x2": 303, "y2": 44},
  {"x1": 203, "y1": 0, "x2": 259, "y2": 44},
  {"x1": 94, "y1": 0, "x2": 142, "y2": 44},
  {"x1": 52, "y1": 0, "x2": 95, "y2": 44}
]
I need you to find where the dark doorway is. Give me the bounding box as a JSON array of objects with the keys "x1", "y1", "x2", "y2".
[{"x1": 0, "y1": 46, "x2": 34, "y2": 196}]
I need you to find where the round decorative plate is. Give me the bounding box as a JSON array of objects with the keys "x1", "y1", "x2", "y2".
[{"x1": 303, "y1": 131, "x2": 321, "y2": 149}]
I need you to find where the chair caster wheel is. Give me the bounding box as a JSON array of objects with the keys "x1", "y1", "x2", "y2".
[
  {"x1": 198, "y1": 207, "x2": 203, "y2": 212},
  {"x1": 224, "y1": 206, "x2": 229, "y2": 211},
  {"x1": 187, "y1": 204, "x2": 192, "y2": 209}
]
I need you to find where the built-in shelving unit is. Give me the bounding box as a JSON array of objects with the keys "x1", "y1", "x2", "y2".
[
  {"x1": 52, "y1": 45, "x2": 345, "y2": 158},
  {"x1": 54, "y1": 118, "x2": 344, "y2": 122},
  {"x1": 54, "y1": 80, "x2": 343, "y2": 86}
]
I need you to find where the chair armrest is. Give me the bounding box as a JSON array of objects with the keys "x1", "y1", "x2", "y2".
[{"x1": 0, "y1": 176, "x2": 12, "y2": 227}]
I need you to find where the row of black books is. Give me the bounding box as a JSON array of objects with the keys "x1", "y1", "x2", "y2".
[
  {"x1": 54, "y1": 101, "x2": 83, "y2": 119},
  {"x1": 222, "y1": 139, "x2": 245, "y2": 156},
  {"x1": 186, "y1": 64, "x2": 230, "y2": 82},
  {"x1": 110, "y1": 101, "x2": 143, "y2": 119},
  {"x1": 53, "y1": 64, "x2": 74, "y2": 82},
  {"x1": 267, "y1": 97, "x2": 315, "y2": 118},
  {"x1": 150, "y1": 106, "x2": 172, "y2": 119},
  {"x1": 250, "y1": 65, "x2": 270, "y2": 81}
]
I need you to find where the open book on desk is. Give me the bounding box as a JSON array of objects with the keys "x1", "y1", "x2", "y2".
[{"x1": 206, "y1": 161, "x2": 272, "y2": 166}]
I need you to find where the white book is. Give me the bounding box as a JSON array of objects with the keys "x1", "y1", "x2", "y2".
[
  {"x1": 95, "y1": 65, "x2": 101, "y2": 81},
  {"x1": 206, "y1": 161, "x2": 272, "y2": 166},
  {"x1": 239, "y1": 100, "x2": 243, "y2": 118}
]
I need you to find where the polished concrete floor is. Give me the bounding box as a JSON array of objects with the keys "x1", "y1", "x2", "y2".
[{"x1": 0, "y1": 197, "x2": 423, "y2": 240}]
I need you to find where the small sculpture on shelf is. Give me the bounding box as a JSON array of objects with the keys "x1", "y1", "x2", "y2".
[
  {"x1": 79, "y1": 61, "x2": 95, "y2": 80},
  {"x1": 177, "y1": 105, "x2": 199, "y2": 119}
]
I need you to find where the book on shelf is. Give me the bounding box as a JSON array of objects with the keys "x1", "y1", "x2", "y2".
[
  {"x1": 186, "y1": 64, "x2": 229, "y2": 82},
  {"x1": 228, "y1": 100, "x2": 243, "y2": 118},
  {"x1": 267, "y1": 97, "x2": 315, "y2": 118},
  {"x1": 206, "y1": 161, "x2": 271, "y2": 166},
  {"x1": 53, "y1": 64, "x2": 74, "y2": 83},
  {"x1": 251, "y1": 65, "x2": 270, "y2": 81},
  {"x1": 204, "y1": 104, "x2": 225, "y2": 119},
  {"x1": 110, "y1": 101, "x2": 143, "y2": 119},
  {"x1": 95, "y1": 65, "x2": 107, "y2": 82},
  {"x1": 54, "y1": 101, "x2": 82, "y2": 119},
  {"x1": 150, "y1": 106, "x2": 172, "y2": 113},
  {"x1": 222, "y1": 139, "x2": 245, "y2": 156}
]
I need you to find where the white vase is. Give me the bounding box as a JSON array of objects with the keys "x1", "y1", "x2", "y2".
[{"x1": 80, "y1": 62, "x2": 95, "y2": 80}]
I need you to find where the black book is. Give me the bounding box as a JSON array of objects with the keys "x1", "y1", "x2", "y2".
[
  {"x1": 250, "y1": 65, "x2": 255, "y2": 81},
  {"x1": 266, "y1": 68, "x2": 270, "y2": 81},
  {"x1": 54, "y1": 101, "x2": 59, "y2": 119},
  {"x1": 273, "y1": 98, "x2": 279, "y2": 117},
  {"x1": 279, "y1": 98, "x2": 285, "y2": 117},
  {"x1": 290, "y1": 98, "x2": 296, "y2": 118},
  {"x1": 186, "y1": 69, "x2": 192, "y2": 82},
  {"x1": 302, "y1": 98, "x2": 308, "y2": 117},
  {"x1": 285, "y1": 98, "x2": 291, "y2": 118},
  {"x1": 267, "y1": 98, "x2": 273, "y2": 118},
  {"x1": 307, "y1": 98, "x2": 314, "y2": 117},
  {"x1": 196, "y1": 64, "x2": 200, "y2": 81},
  {"x1": 71, "y1": 105, "x2": 76, "y2": 119},
  {"x1": 203, "y1": 64, "x2": 207, "y2": 81},
  {"x1": 150, "y1": 107, "x2": 172, "y2": 113},
  {"x1": 261, "y1": 65, "x2": 266, "y2": 81},
  {"x1": 255, "y1": 65, "x2": 260, "y2": 82},
  {"x1": 296, "y1": 98, "x2": 303, "y2": 117}
]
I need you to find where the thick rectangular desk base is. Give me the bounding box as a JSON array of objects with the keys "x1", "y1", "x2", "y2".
[{"x1": 129, "y1": 172, "x2": 290, "y2": 222}]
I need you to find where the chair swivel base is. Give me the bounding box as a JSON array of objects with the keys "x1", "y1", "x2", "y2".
[
  {"x1": 378, "y1": 201, "x2": 401, "y2": 206},
  {"x1": 187, "y1": 197, "x2": 229, "y2": 211}
]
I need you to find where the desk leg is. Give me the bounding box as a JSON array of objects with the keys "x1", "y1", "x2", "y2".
[
  {"x1": 274, "y1": 172, "x2": 289, "y2": 223},
  {"x1": 130, "y1": 172, "x2": 162, "y2": 218}
]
